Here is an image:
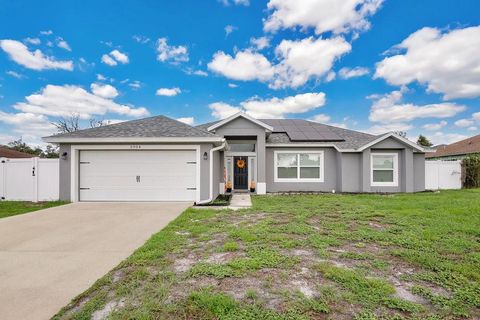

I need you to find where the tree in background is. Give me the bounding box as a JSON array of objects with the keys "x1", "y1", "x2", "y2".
[
  {"x1": 4, "y1": 138, "x2": 59, "y2": 158},
  {"x1": 53, "y1": 113, "x2": 107, "y2": 134},
  {"x1": 7, "y1": 138, "x2": 43, "y2": 156},
  {"x1": 52, "y1": 114, "x2": 81, "y2": 134},
  {"x1": 417, "y1": 135, "x2": 433, "y2": 147},
  {"x1": 42, "y1": 144, "x2": 59, "y2": 158}
]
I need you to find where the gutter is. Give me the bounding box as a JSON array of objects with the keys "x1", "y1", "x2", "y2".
[{"x1": 195, "y1": 140, "x2": 227, "y2": 205}]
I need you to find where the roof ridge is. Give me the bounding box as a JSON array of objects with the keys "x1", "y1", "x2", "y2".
[{"x1": 45, "y1": 114, "x2": 215, "y2": 139}]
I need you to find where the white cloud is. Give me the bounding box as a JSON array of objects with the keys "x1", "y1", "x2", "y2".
[
  {"x1": 101, "y1": 49, "x2": 129, "y2": 66},
  {"x1": 96, "y1": 74, "x2": 107, "y2": 81},
  {"x1": 454, "y1": 119, "x2": 474, "y2": 128},
  {"x1": 375, "y1": 26, "x2": 480, "y2": 100},
  {"x1": 109, "y1": 49, "x2": 129, "y2": 63},
  {"x1": 310, "y1": 114, "x2": 331, "y2": 123},
  {"x1": 208, "y1": 37, "x2": 349, "y2": 89},
  {"x1": 325, "y1": 71, "x2": 336, "y2": 82},
  {"x1": 368, "y1": 88, "x2": 466, "y2": 123},
  {"x1": 338, "y1": 66, "x2": 369, "y2": 79},
  {"x1": 90, "y1": 83, "x2": 119, "y2": 99},
  {"x1": 132, "y1": 35, "x2": 150, "y2": 44},
  {"x1": 468, "y1": 126, "x2": 478, "y2": 131},
  {"x1": 264, "y1": 0, "x2": 383, "y2": 35},
  {"x1": 56, "y1": 37, "x2": 71, "y2": 51},
  {"x1": 208, "y1": 49, "x2": 274, "y2": 81},
  {"x1": 156, "y1": 87, "x2": 181, "y2": 97},
  {"x1": 224, "y1": 25, "x2": 237, "y2": 37},
  {"x1": 219, "y1": 0, "x2": 249, "y2": 6},
  {"x1": 193, "y1": 70, "x2": 208, "y2": 77},
  {"x1": 156, "y1": 38, "x2": 189, "y2": 64},
  {"x1": 422, "y1": 120, "x2": 447, "y2": 131},
  {"x1": 101, "y1": 54, "x2": 117, "y2": 66},
  {"x1": 250, "y1": 36, "x2": 270, "y2": 50},
  {"x1": 271, "y1": 36, "x2": 351, "y2": 89},
  {"x1": 6, "y1": 70, "x2": 25, "y2": 79},
  {"x1": 24, "y1": 37, "x2": 41, "y2": 45},
  {"x1": 473, "y1": 112, "x2": 480, "y2": 122},
  {"x1": 12, "y1": 84, "x2": 149, "y2": 119},
  {"x1": 209, "y1": 102, "x2": 241, "y2": 119},
  {"x1": 366, "y1": 123, "x2": 413, "y2": 135},
  {"x1": 176, "y1": 117, "x2": 194, "y2": 125},
  {"x1": 184, "y1": 68, "x2": 208, "y2": 77},
  {"x1": 0, "y1": 111, "x2": 56, "y2": 139},
  {"x1": 0, "y1": 39, "x2": 73, "y2": 71},
  {"x1": 430, "y1": 132, "x2": 469, "y2": 145},
  {"x1": 209, "y1": 92, "x2": 326, "y2": 119},
  {"x1": 128, "y1": 80, "x2": 142, "y2": 90},
  {"x1": 40, "y1": 30, "x2": 53, "y2": 35},
  {"x1": 228, "y1": 83, "x2": 238, "y2": 88}
]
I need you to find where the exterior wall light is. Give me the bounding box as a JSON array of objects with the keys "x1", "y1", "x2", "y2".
[
  {"x1": 203, "y1": 152, "x2": 208, "y2": 160},
  {"x1": 61, "y1": 152, "x2": 68, "y2": 160}
]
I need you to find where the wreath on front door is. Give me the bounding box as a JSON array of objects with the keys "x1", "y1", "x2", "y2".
[{"x1": 236, "y1": 159, "x2": 246, "y2": 169}]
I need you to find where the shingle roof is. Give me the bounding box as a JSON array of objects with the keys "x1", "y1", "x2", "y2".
[
  {"x1": 197, "y1": 118, "x2": 377, "y2": 150},
  {"x1": 0, "y1": 147, "x2": 35, "y2": 158},
  {"x1": 426, "y1": 134, "x2": 480, "y2": 158},
  {"x1": 45, "y1": 115, "x2": 216, "y2": 139}
]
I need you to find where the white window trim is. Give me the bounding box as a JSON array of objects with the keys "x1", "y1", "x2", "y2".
[
  {"x1": 370, "y1": 153, "x2": 399, "y2": 187},
  {"x1": 274, "y1": 150, "x2": 324, "y2": 183}
]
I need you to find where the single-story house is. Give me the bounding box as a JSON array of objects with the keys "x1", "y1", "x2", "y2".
[
  {"x1": 43, "y1": 112, "x2": 426, "y2": 203},
  {"x1": 426, "y1": 134, "x2": 480, "y2": 160},
  {"x1": 0, "y1": 146, "x2": 35, "y2": 158}
]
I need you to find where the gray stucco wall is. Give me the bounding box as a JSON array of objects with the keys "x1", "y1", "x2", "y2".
[
  {"x1": 264, "y1": 136, "x2": 425, "y2": 194},
  {"x1": 59, "y1": 144, "x2": 71, "y2": 201},
  {"x1": 214, "y1": 117, "x2": 266, "y2": 183},
  {"x1": 413, "y1": 153, "x2": 425, "y2": 192},
  {"x1": 339, "y1": 152, "x2": 361, "y2": 192},
  {"x1": 211, "y1": 149, "x2": 221, "y2": 200},
  {"x1": 265, "y1": 147, "x2": 337, "y2": 192}
]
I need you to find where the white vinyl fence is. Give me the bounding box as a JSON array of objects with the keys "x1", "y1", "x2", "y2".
[
  {"x1": 0, "y1": 157, "x2": 59, "y2": 202},
  {"x1": 425, "y1": 160, "x2": 462, "y2": 190}
]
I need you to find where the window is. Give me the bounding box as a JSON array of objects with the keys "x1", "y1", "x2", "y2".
[
  {"x1": 371, "y1": 153, "x2": 398, "y2": 187},
  {"x1": 275, "y1": 151, "x2": 324, "y2": 182}
]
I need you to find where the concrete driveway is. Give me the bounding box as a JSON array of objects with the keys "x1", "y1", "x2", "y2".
[{"x1": 0, "y1": 202, "x2": 189, "y2": 320}]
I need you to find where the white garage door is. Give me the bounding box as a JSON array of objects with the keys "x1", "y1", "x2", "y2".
[{"x1": 79, "y1": 150, "x2": 197, "y2": 201}]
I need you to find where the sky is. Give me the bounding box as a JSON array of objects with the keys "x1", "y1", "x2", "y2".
[{"x1": 0, "y1": 0, "x2": 479, "y2": 146}]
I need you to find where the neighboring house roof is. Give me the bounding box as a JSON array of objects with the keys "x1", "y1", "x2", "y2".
[
  {"x1": 0, "y1": 146, "x2": 35, "y2": 158},
  {"x1": 44, "y1": 115, "x2": 223, "y2": 143},
  {"x1": 426, "y1": 134, "x2": 480, "y2": 158}
]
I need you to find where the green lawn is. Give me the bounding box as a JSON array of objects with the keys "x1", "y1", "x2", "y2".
[
  {"x1": 54, "y1": 190, "x2": 480, "y2": 320},
  {"x1": 0, "y1": 201, "x2": 67, "y2": 219}
]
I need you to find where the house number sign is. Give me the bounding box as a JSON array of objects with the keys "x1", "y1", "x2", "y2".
[{"x1": 130, "y1": 145, "x2": 142, "y2": 149}]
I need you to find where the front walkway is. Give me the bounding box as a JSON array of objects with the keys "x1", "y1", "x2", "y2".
[
  {"x1": 229, "y1": 193, "x2": 252, "y2": 210},
  {"x1": 0, "y1": 202, "x2": 189, "y2": 320}
]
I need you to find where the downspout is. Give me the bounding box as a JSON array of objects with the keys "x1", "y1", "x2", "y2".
[{"x1": 195, "y1": 140, "x2": 227, "y2": 205}]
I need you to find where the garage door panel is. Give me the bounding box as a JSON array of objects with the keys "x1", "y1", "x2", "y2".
[{"x1": 79, "y1": 150, "x2": 197, "y2": 201}]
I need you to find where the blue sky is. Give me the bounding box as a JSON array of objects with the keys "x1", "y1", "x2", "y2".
[{"x1": 0, "y1": 0, "x2": 479, "y2": 146}]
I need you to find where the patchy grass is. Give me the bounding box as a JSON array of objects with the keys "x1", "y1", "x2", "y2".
[
  {"x1": 0, "y1": 201, "x2": 67, "y2": 219},
  {"x1": 54, "y1": 190, "x2": 480, "y2": 319}
]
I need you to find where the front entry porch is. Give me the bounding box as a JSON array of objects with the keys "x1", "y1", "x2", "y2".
[{"x1": 225, "y1": 153, "x2": 257, "y2": 193}]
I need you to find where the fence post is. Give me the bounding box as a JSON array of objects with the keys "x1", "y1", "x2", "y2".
[
  {"x1": 33, "y1": 157, "x2": 39, "y2": 202},
  {"x1": 0, "y1": 157, "x2": 5, "y2": 200}
]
